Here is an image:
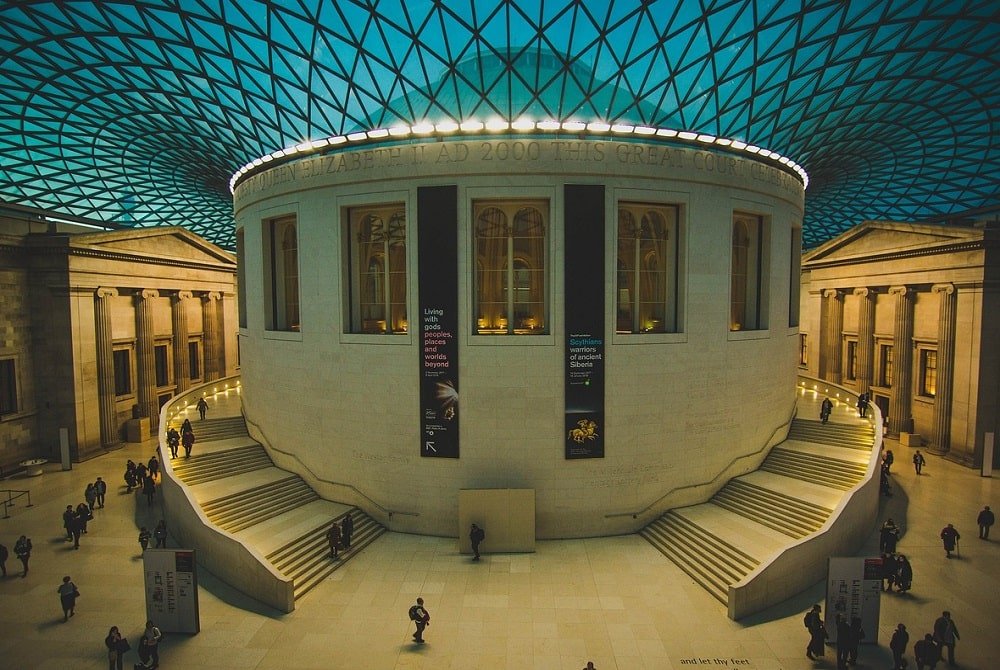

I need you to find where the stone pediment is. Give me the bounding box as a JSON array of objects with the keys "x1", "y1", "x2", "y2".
[
  {"x1": 803, "y1": 220, "x2": 982, "y2": 265},
  {"x1": 72, "y1": 226, "x2": 235, "y2": 266}
]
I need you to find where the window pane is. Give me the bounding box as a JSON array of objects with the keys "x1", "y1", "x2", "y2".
[
  {"x1": 113, "y1": 349, "x2": 131, "y2": 396},
  {"x1": 0, "y1": 359, "x2": 16, "y2": 415},
  {"x1": 188, "y1": 341, "x2": 200, "y2": 379},
  {"x1": 348, "y1": 206, "x2": 406, "y2": 334},
  {"x1": 618, "y1": 203, "x2": 678, "y2": 333},
  {"x1": 154, "y1": 345, "x2": 169, "y2": 387}
]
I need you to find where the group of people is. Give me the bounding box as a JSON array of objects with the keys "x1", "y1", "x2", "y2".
[
  {"x1": 125, "y1": 455, "x2": 160, "y2": 507},
  {"x1": 138, "y1": 520, "x2": 169, "y2": 552},
  {"x1": 325, "y1": 513, "x2": 354, "y2": 559},
  {"x1": 105, "y1": 619, "x2": 162, "y2": 669},
  {"x1": 165, "y1": 416, "x2": 197, "y2": 460},
  {"x1": 0, "y1": 535, "x2": 32, "y2": 577},
  {"x1": 805, "y1": 605, "x2": 962, "y2": 669}
]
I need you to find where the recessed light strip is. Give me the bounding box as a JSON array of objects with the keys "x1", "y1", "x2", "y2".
[{"x1": 229, "y1": 120, "x2": 809, "y2": 192}]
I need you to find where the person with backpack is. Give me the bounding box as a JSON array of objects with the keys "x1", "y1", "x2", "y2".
[
  {"x1": 408, "y1": 597, "x2": 430, "y2": 644},
  {"x1": 14, "y1": 535, "x2": 32, "y2": 577},
  {"x1": 470, "y1": 523, "x2": 485, "y2": 561},
  {"x1": 803, "y1": 604, "x2": 827, "y2": 659}
]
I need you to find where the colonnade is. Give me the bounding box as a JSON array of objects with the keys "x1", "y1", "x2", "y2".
[
  {"x1": 819, "y1": 283, "x2": 957, "y2": 454},
  {"x1": 94, "y1": 287, "x2": 226, "y2": 449}
]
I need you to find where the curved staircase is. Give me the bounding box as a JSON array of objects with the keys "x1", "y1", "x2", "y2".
[
  {"x1": 167, "y1": 415, "x2": 386, "y2": 603},
  {"x1": 641, "y1": 411, "x2": 874, "y2": 610}
]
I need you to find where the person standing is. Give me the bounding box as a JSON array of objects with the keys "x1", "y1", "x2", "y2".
[
  {"x1": 140, "y1": 619, "x2": 162, "y2": 669},
  {"x1": 408, "y1": 597, "x2": 430, "y2": 644},
  {"x1": 76, "y1": 502, "x2": 91, "y2": 534},
  {"x1": 105, "y1": 626, "x2": 129, "y2": 670},
  {"x1": 181, "y1": 429, "x2": 195, "y2": 459},
  {"x1": 57, "y1": 575, "x2": 78, "y2": 621},
  {"x1": 62, "y1": 504, "x2": 76, "y2": 541},
  {"x1": 856, "y1": 391, "x2": 868, "y2": 418},
  {"x1": 820, "y1": 397, "x2": 833, "y2": 424},
  {"x1": 138, "y1": 526, "x2": 151, "y2": 552},
  {"x1": 880, "y1": 518, "x2": 900, "y2": 553},
  {"x1": 143, "y1": 475, "x2": 156, "y2": 507},
  {"x1": 470, "y1": 523, "x2": 485, "y2": 561},
  {"x1": 835, "y1": 613, "x2": 851, "y2": 669},
  {"x1": 0, "y1": 541, "x2": 7, "y2": 577},
  {"x1": 847, "y1": 615, "x2": 865, "y2": 666},
  {"x1": 890, "y1": 623, "x2": 910, "y2": 670},
  {"x1": 69, "y1": 510, "x2": 83, "y2": 550},
  {"x1": 95, "y1": 477, "x2": 107, "y2": 508},
  {"x1": 85, "y1": 482, "x2": 98, "y2": 512},
  {"x1": 341, "y1": 513, "x2": 354, "y2": 551},
  {"x1": 154, "y1": 520, "x2": 168, "y2": 548},
  {"x1": 895, "y1": 554, "x2": 913, "y2": 592},
  {"x1": 913, "y1": 450, "x2": 926, "y2": 475},
  {"x1": 933, "y1": 611, "x2": 960, "y2": 666},
  {"x1": 803, "y1": 604, "x2": 827, "y2": 660},
  {"x1": 197, "y1": 396, "x2": 208, "y2": 420},
  {"x1": 939, "y1": 524, "x2": 960, "y2": 558},
  {"x1": 148, "y1": 454, "x2": 160, "y2": 481},
  {"x1": 326, "y1": 520, "x2": 341, "y2": 559},
  {"x1": 977, "y1": 505, "x2": 994, "y2": 539},
  {"x1": 14, "y1": 535, "x2": 30, "y2": 576},
  {"x1": 882, "y1": 449, "x2": 895, "y2": 473},
  {"x1": 914, "y1": 632, "x2": 941, "y2": 670}
]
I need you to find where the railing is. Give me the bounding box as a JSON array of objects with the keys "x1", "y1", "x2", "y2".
[
  {"x1": 0, "y1": 489, "x2": 33, "y2": 518},
  {"x1": 605, "y1": 399, "x2": 798, "y2": 521},
  {"x1": 242, "y1": 412, "x2": 419, "y2": 521}
]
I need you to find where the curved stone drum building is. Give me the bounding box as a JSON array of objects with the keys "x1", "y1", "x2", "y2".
[{"x1": 233, "y1": 131, "x2": 805, "y2": 537}]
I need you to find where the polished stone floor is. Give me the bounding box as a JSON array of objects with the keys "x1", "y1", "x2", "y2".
[{"x1": 0, "y1": 391, "x2": 996, "y2": 669}]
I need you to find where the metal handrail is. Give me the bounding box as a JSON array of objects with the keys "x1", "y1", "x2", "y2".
[
  {"x1": 242, "y1": 412, "x2": 419, "y2": 520},
  {"x1": 0, "y1": 489, "x2": 33, "y2": 518}
]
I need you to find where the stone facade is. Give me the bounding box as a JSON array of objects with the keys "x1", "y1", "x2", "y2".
[
  {"x1": 799, "y1": 220, "x2": 1000, "y2": 468},
  {"x1": 234, "y1": 137, "x2": 805, "y2": 538},
  {"x1": 0, "y1": 206, "x2": 238, "y2": 468}
]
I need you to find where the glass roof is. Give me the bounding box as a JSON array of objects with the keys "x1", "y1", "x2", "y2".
[{"x1": 1, "y1": 1, "x2": 997, "y2": 249}]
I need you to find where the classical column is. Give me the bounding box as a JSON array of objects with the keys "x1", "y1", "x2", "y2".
[
  {"x1": 135, "y1": 289, "x2": 160, "y2": 430},
  {"x1": 854, "y1": 288, "x2": 876, "y2": 395},
  {"x1": 171, "y1": 291, "x2": 193, "y2": 394},
  {"x1": 931, "y1": 283, "x2": 957, "y2": 453},
  {"x1": 888, "y1": 286, "x2": 914, "y2": 435},
  {"x1": 822, "y1": 289, "x2": 844, "y2": 383},
  {"x1": 94, "y1": 287, "x2": 121, "y2": 449},
  {"x1": 201, "y1": 292, "x2": 222, "y2": 381}
]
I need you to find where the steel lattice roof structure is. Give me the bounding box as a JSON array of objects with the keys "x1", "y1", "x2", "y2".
[{"x1": 1, "y1": 1, "x2": 997, "y2": 249}]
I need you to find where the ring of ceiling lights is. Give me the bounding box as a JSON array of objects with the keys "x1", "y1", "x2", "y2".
[{"x1": 229, "y1": 119, "x2": 809, "y2": 194}]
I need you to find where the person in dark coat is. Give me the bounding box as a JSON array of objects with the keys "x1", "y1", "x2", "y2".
[
  {"x1": 182, "y1": 429, "x2": 195, "y2": 458},
  {"x1": 125, "y1": 460, "x2": 137, "y2": 492},
  {"x1": 326, "y1": 520, "x2": 341, "y2": 559},
  {"x1": 890, "y1": 623, "x2": 910, "y2": 670},
  {"x1": 62, "y1": 504, "x2": 76, "y2": 541},
  {"x1": 69, "y1": 511, "x2": 83, "y2": 550},
  {"x1": 856, "y1": 391, "x2": 868, "y2": 418},
  {"x1": 166, "y1": 427, "x2": 180, "y2": 459},
  {"x1": 847, "y1": 615, "x2": 865, "y2": 665},
  {"x1": 835, "y1": 614, "x2": 851, "y2": 669},
  {"x1": 154, "y1": 520, "x2": 168, "y2": 548},
  {"x1": 0, "y1": 541, "x2": 7, "y2": 577},
  {"x1": 939, "y1": 524, "x2": 960, "y2": 557},
  {"x1": 880, "y1": 518, "x2": 900, "y2": 553},
  {"x1": 138, "y1": 527, "x2": 151, "y2": 552},
  {"x1": 341, "y1": 513, "x2": 354, "y2": 551},
  {"x1": 933, "y1": 611, "x2": 960, "y2": 666},
  {"x1": 820, "y1": 397, "x2": 833, "y2": 424},
  {"x1": 14, "y1": 535, "x2": 31, "y2": 577},
  {"x1": 147, "y1": 454, "x2": 159, "y2": 481},
  {"x1": 408, "y1": 597, "x2": 430, "y2": 643},
  {"x1": 914, "y1": 632, "x2": 941, "y2": 669},
  {"x1": 94, "y1": 477, "x2": 107, "y2": 508},
  {"x1": 142, "y1": 475, "x2": 156, "y2": 507},
  {"x1": 105, "y1": 625, "x2": 128, "y2": 670},
  {"x1": 57, "y1": 575, "x2": 78, "y2": 621},
  {"x1": 75, "y1": 502, "x2": 91, "y2": 534},
  {"x1": 135, "y1": 462, "x2": 147, "y2": 483},
  {"x1": 85, "y1": 483, "x2": 98, "y2": 512},
  {"x1": 804, "y1": 604, "x2": 827, "y2": 659},
  {"x1": 913, "y1": 450, "x2": 926, "y2": 474},
  {"x1": 881, "y1": 553, "x2": 898, "y2": 592},
  {"x1": 470, "y1": 523, "x2": 485, "y2": 560},
  {"x1": 977, "y1": 505, "x2": 994, "y2": 539},
  {"x1": 882, "y1": 449, "x2": 895, "y2": 473},
  {"x1": 896, "y1": 554, "x2": 913, "y2": 592},
  {"x1": 181, "y1": 417, "x2": 193, "y2": 434},
  {"x1": 197, "y1": 396, "x2": 208, "y2": 420}
]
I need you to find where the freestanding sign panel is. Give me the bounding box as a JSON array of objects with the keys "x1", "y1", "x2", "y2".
[
  {"x1": 143, "y1": 548, "x2": 200, "y2": 634},
  {"x1": 825, "y1": 556, "x2": 881, "y2": 644},
  {"x1": 417, "y1": 185, "x2": 460, "y2": 458},
  {"x1": 564, "y1": 184, "x2": 605, "y2": 459}
]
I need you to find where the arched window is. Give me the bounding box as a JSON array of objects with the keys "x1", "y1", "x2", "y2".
[
  {"x1": 730, "y1": 212, "x2": 768, "y2": 331},
  {"x1": 616, "y1": 203, "x2": 680, "y2": 333},
  {"x1": 265, "y1": 215, "x2": 300, "y2": 332},
  {"x1": 474, "y1": 200, "x2": 547, "y2": 334},
  {"x1": 348, "y1": 206, "x2": 407, "y2": 334}
]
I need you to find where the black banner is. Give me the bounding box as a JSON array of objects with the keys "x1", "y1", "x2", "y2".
[
  {"x1": 564, "y1": 184, "x2": 605, "y2": 459},
  {"x1": 417, "y1": 186, "x2": 459, "y2": 458}
]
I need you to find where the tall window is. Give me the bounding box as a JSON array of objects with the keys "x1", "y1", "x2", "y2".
[
  {"x1": 188, "y1": 340, "x2": 201, "y2": 380},
  {"x1": 879, "y1": 344, "x2": 894, "y2": 387},
  {"x1": 920, "y1": 349, "x2": 938, "y2": 397},
  {"x1": 113, "y1": 348, "x2": 132, "y2": 396},
  {"x1": 347, "y1": 205, "x2": 407, "y2": 334},
  {"x1": 799, "y1": 334, "x2": 808, "y2": 366},
  {"x1": 266, "y1": 216, "x2": 300, "y2": 331},
  {"x1": 730, "y1": 212, "x2": 768, "y2": 331},
  {"x1": 473, "y1": 200, "x2": 547, "y2": 335},
  {"x1": 845, "y1": 339, "x2": 858, "y2": 381},
  {"x1": 789, "y1": 227, "x2": 802, "y2": 327},
  {"x1": 236, "y1": 227, "x2": 247, "y2": 328},
  {"x1": 0, "y1": 358, "x2": 17, "y2": 415},
  {"x1": 154, "y1": 344, "x2": 170, "y2": 387},
  {"x1": 616, "y1": 202, "x2": 680, "y2": 333}
]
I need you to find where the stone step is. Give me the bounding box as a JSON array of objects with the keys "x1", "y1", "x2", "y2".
[
  {"x1": 169, "y1": 416, "x2": 249, "y2": 442},
  {"x1": 171, "y1": 445, "x2": 272, "y2": 485},
  {"x1": 760, "y1": 448, "x2": 866, "y2": 490},
  {"x1": 203, "y1": 476, "x2": 319, "y2": 532},
  {"x1": 711, "y1": 479, "x2": 831, "y2": 539},
  {"x1": 787, "y1": 419, "x2": 873, "y2": 451}
]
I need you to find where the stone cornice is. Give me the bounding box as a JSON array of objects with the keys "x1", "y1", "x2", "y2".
[
  {"x1": 25, "y1": 244, "x2": 235, "y2": 272},
  {"x1": 802, "y1": 239, "x2": 984, "y2": 270}
]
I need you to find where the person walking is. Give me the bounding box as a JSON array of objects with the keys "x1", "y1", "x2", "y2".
[
  {"x1": 166, "y1": 427, "x2": 180, "y2": 459},
  {"x1": 977, "y1": 505, "x2": 994, "y2": 539},
  {"x1": 76, "y1": 501, "x2": 91, "y2": 534},
  {"x1": 197, "y1": 396, "x2": 208, "y2": 420},
  {"x1": 914, "y1": 632, "x2": 941, "y2": 670},
  {"x1": 95, "y1": 476, "x2": 107, "y2": 508},
  {"x1": 105, "y1": 626, "x2": 129, "y2": 670},
  {"x1": 882, "y1": 449, "x2": 895, "y2": 473},
  {"x1": 913, "y1": 450, "x2": 926, "y2": 475},
  {"x1": 803, "y1": 604, "x2": 827, "y2": 660},
  {"x1": 57, "y1": 575, "x2": 79, "y2": 621},
  {"x1": 408, "y1": 597, "x2": 430, "y2": 644},
  {"x1": 820, "y1": 397, "x2": 833, "y2": 424},
  {"x1": 69, "y1": 510, "x2": 83, "y2": 550},
  {"x1": 0, "y1": 541, "x2": 7, "y2": 577},
  {"x1": 470, "y1": 523, "x2": 485, "y2": 561},
  {"x1": 847, "y1": 615, "x2": 865, "y2": 665},
  {"x1": 85, "y1": 482, "x2": 98, "y2": 512},
  {"x1": 125, "y1": 460, "x2": 138, "y2": 493},
  {"x1": 142, "y1": 475, "x2": 156, "y2": 507},
  {"x1": 181, "y1": 429, "x2": 195, "y2": 459},
  {"x1": 880, "y1": 518, "x2": 900, "y2": 553},
  {"x1": 148, "y1": 454, "x2": 159, "y2": 481},
  {"x1": 154, "y1": 520, "x2": 168, "y2": 548},
  {"x1": 138, "y1": 526, "x2": 151, "y2": 552},
  {"x1": 933, "y1": 611, "x2": 960, "y2": 666},
  {"x1": 939, "y1": 524, "x2": 960, "y2": 558},
  {"x1": 890, "y1": 623, "x2": 910, "y2": 670},
  {"x1": 326, "y1": 520, "x2": 341, "y2": 559},
  {"x1": 62, "y1": 504, "x2": 76, "y2": 542},
  {"x1": 139, "y1": 619, "x2": 162, "y2": 669},
  {"x1": 14, "y1": 535, "x2": 31, "y2": 577},
  {"x1": 856, "y1": 391, "x2": 868, "y2": 418},
  {"x1": 341, "y1": 513, "x2": 353, "y2": 551}
]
